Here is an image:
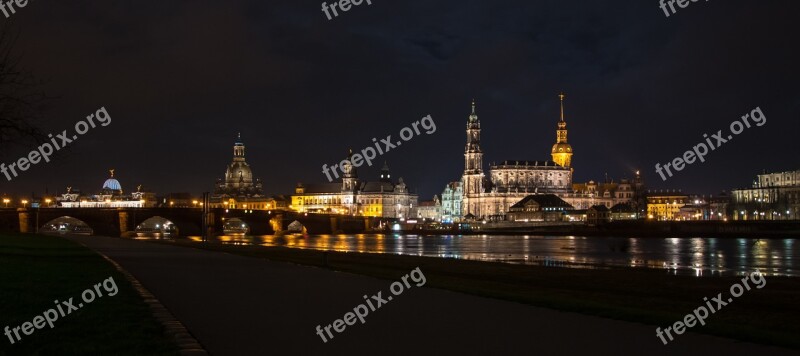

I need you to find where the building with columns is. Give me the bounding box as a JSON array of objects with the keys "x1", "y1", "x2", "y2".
[{"x1": 731, "y1": 169, "x2": 800, "y2": 220}]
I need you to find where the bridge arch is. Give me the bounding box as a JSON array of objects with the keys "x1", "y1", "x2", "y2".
[
  {"x1": 40, "y1": 216, "x2": 93, "y2": 235},
  {"x1": 223, "y1": 218, "x2": 250, "y2": 235},
  {"x1": 134, "y1": 216, "x2": 179, "y2": 238}
]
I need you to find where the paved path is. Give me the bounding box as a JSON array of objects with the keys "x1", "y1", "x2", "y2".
[{"x1": 66, "y1": 236, "x2": 794, "y2": 356}]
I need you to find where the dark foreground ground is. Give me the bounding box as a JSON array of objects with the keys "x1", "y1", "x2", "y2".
[
  {"x1": 65, "y1": 235, "x2": 797, "y2": 356},
  {"x1": 0, "y1": 233, "x2": 177, "y2": 355}
]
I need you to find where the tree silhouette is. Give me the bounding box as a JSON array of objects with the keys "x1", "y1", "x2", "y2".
[{"x1": 0, "y1": 25, "x2": 48, "y2": 157}]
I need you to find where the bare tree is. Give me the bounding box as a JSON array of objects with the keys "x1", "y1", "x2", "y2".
[{"x1": 0, "y1": 25, "x2": 49, "y2": 158}]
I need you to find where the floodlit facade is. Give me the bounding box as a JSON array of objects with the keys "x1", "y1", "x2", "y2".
[
  {"x1": 731, "y1": 169, "x2": 800, "y2": 220},
  {"x1": 292, "y1": 158, "x2": 418, "y2": 218},
  {"x1": 58, "y1": 170, "x2": 157, "y2": 208}
]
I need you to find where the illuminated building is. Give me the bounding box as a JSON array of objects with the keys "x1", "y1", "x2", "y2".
[
  {"x1": 58, "y1": 170, "x2": 156, "y2": 208},
  {"x1": 551, "y1": 93, "x2": 573, "y2": 168},
  {"x1": 646, "y1": 191, "x2": 689, "y2": 220},
  {"x1": 292, "y1": 158, "x2": 417, "y2": 218},
  {"x1": 460, "y1": 96, "x2": 573, "y2": 220},
  {"x1": 610, "y1": 203, "x2": 638, "y2": 221},
  {"x1": 731, "y1": 169, "x2": 800, "y2": 220},
  {"x1": 587, "y1": 205, "x2": 611, "y2": 225},
  {"x1": 209, "y1": 134, "x2": 275, "y2": 210},
  {"x1": 440, "y1": 181, "x2": 462, "y2": 222},
  {"x1": 458, "y1": 94, "x2": 643, "y2": 220},
  {"x1": 568, "y1": 173, "x2": 644, "y2": 210},
  {"x1": 506, "y1": 194, "x2": 573, "y2": 222},
  {"x1": 416, "y1": 195, "x2": 442, "y2": 221}
]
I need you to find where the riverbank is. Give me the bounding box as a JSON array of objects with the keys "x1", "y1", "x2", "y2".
[
  {"x1": 156, "y1": 238, "x2": 800, "y2": 349},
  {"x1": 0, "y1": 233, "x2": 178, "y2": 355}
]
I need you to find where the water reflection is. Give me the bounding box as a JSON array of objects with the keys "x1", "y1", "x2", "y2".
[{"x1": 175, "y1": 234, "x2": 798, "y2": 277}]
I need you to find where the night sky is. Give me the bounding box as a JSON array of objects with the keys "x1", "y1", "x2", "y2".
[{"x1": 2, "y1": 0, "x2": 799, "y2": 199}]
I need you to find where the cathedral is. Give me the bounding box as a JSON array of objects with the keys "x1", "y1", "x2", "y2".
[
  {"x1": 459, "y1": 94, "x2": 643, "y2": 220},
  {"x1": 461, "y1": 95, "x2": 573, "y2": 219}
]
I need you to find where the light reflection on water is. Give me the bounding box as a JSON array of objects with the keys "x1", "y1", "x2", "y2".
[{"x1": 178, "y1": 234, "x2": 797, "y2": 277}]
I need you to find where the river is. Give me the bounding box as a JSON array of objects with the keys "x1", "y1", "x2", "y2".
[{"x1": 177, "y1": 234, "x2": 800, "y2": 277}]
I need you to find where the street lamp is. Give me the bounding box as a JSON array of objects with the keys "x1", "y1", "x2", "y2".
[
  {"x1": 21, "y1": 199, "x2": 28, "y2": 208},
  {"x1": 45, "y1": 198, "x2": 52, "y2": 207},
  {"x1": 193, "y1": 200, "x2": 198, "y2": 208},
  {"x1": 3, "y1": 198, "x2": 9, "y2": 208}
]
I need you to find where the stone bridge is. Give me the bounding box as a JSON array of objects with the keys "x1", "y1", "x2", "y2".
[{"x1": 0, "y1": 208, "x2": 383, "y2": 237}]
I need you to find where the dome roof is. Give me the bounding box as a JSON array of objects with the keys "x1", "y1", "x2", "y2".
[
  {"x1": 551, "y1": 142, "x2": 572, "y2": 153},
  {"x1": 227, "y1": 162, "x2": 253, "y2": 179},
  {"x1": 103, "y1": 178, "x2": 122, "y2": 191}
]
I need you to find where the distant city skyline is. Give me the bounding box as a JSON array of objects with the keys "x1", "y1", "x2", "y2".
[{"x1": 1, "y1": 0, "x2": 798, "y2": 199}]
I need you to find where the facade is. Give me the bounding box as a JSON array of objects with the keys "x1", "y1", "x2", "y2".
[
  {"x1": 440, "y1": 182, "x2": 463, "y2": 222},
  {"x1": 731, "y1": 169, "x2": 800, "y2": 220},
  {"x1": 568, "y1": 175, "x2": 643, "y2": 210},
  {"x1": 587, "y1": 205, "x2": 611, "y2": 225},
  {"x1": 460, "y1": 95, "x2": 580, "y2": 220},
  {"x1": 58, "y1": 170, "x2": 157, "y2": 208},
  {"x1": 292, "y1": 158, "x2": 418, "y2": 218},
  {"x1": 506, "y1": 194, "x2": 573, "y2": 222},
  {"x1": 416, "y1": 195, "x2": 442, "y2": 221},
  {"x1": 668, "y1": 194, "x2": 730, "y2": 221},
  {"x1": 646, "y1": 191, "x2": 690, "y2": 220},
  {"x1": 610, "y1": 203, "x2": 638, "y2": 221},
  {"x1": 209, "y1": 134, "x2": 276, "y2": 210}
]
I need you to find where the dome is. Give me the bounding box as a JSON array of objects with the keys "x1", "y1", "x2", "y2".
[
  {"x1": 551, "y1": 142, "x2": 572, "y2": 153},
  {"x1": 226, "y1": 162, "x2": 253, "y2": 181},
  {"x1": 103, "y1": 178, "x2": 122, "y2": 191}
]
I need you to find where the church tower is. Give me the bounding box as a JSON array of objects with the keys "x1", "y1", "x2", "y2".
[
  {"x1": 380, "y1": 161, "x2": 391, "y2": 183},
  {"x1": 551, "y1": 93, "x2": 573, "y2": 168},
  {"x1": 462, "y1": 100, "x2": 484, "y2": 216},
  {"x1": 342, "y1": 149, "x2": 358, "y2": 192}
]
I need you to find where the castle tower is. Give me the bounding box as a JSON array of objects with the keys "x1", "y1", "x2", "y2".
[
  {"x1": 551, "y1": 93, "x2": 573, "y2": 168},
  {"x1": 462, "y1": 99, "x2": 484, "y2": 216}
]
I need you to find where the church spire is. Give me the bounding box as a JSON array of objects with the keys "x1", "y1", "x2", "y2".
[
  {"x1": 468, "y1": 99, "x2": 478, "y2": 123},
  {"x1": 551, "y1": 92, "x2": 573, "y2": 167}
]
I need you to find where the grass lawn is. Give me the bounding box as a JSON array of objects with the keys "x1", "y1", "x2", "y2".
[
  {"x1": 0, "y1": 233, "x2": 178, "y2": 355},
  {"x1": 162, "y1": 239, "x2": 800, "y2": 350}
]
